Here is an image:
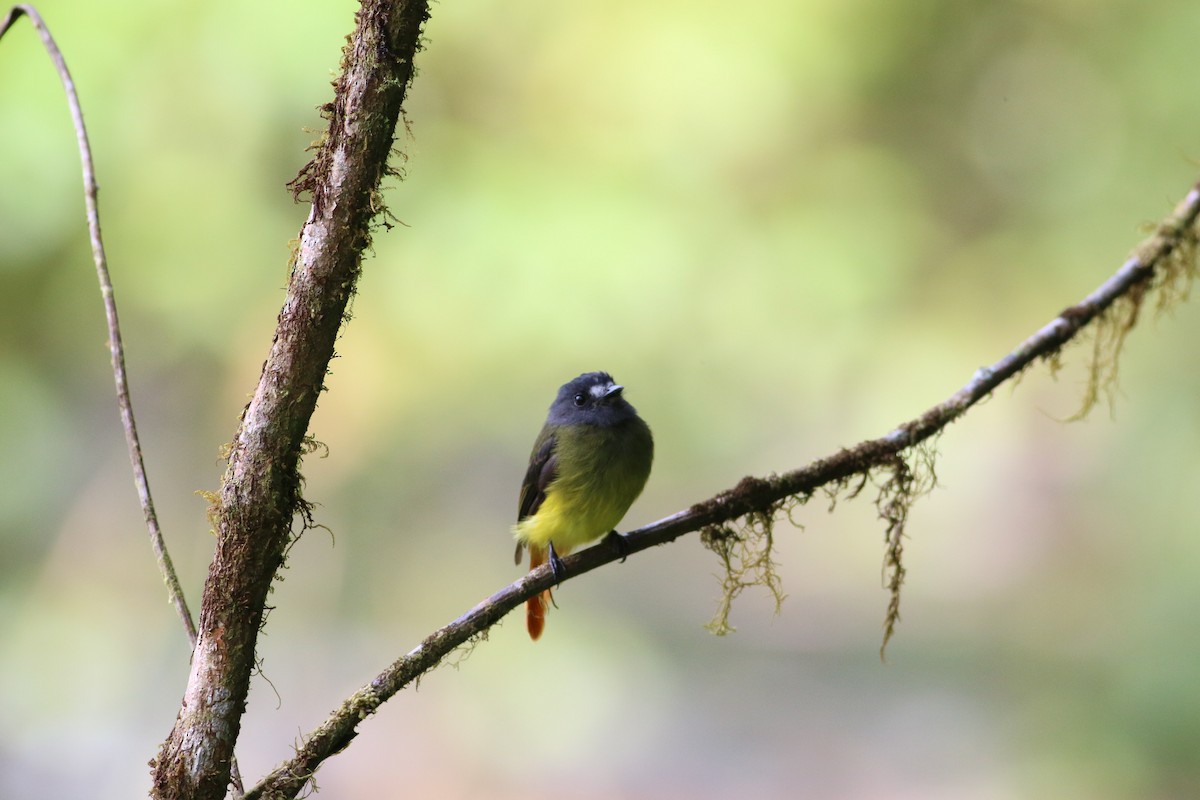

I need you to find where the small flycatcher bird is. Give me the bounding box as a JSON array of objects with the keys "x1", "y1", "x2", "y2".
[{"x1": 514, "y1": 371, "x2": 654, "y2": 640}]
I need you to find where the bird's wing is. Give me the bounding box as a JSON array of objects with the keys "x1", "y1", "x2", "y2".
[
  {"x1": 514, "y1": 431, "x2": 558, "y2": 565},
  {"x1": 519, "y1": 430, "x2": 558, "y2": 522}
]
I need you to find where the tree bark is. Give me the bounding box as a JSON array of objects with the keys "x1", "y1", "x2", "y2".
[{"x1": 150, "y1": 2, "x2": 430, "y2": 798}]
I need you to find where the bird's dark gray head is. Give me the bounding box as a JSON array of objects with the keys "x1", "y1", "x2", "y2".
[{"x1": 547, "y1": 371, "x2": 639, "y2": 427}]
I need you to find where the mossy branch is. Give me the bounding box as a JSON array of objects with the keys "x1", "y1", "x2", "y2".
[
  {"x1": 246, "y1": 178, "x2": 1200, "y2": 799},
  {"x1": 148, "y1": 2, "x2": 431, "y2": 800}
]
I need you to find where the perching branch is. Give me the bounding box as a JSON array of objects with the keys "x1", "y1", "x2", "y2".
[
  {"x1": 149, "y1": 2, "x2": 431, "y2": 799},
  {"x1": 246, "y1": 182, "x2": 1200, "y2": 800}
]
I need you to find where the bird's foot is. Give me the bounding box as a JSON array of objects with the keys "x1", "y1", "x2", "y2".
[
  {"x1": 547, "y1": 541, "x2": 567, "y2": 585},
  {"x1": 604, "y1": 529, "x2": 630, "y2": 563}
]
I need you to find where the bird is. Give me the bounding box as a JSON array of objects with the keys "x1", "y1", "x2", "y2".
[{"x1": 514, "y1": 371, "x2": 654, "y2": 640}]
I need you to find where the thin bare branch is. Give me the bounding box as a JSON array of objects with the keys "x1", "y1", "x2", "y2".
[
  {"x1": 246, "y1": 181, "x2": 1200, "y2": 800},
  {"x1": 2, "y1": 1, "x2": 198, "y2": 644},
  {"x1": 0, "y1": 5, "x2": 249, "y2": 794}
]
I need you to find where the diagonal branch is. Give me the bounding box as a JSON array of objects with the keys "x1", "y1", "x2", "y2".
[
  {"x1": 246, "y1": 181, "x2": 1200, "y2": 800},
  {"x1": 149, "y1": 2, "x2": 431, "y2": 799}
]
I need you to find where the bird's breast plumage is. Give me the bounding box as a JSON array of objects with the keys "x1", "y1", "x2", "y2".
[{"x1": 514, "y1": 416, "x2": 653, "y2": 554}]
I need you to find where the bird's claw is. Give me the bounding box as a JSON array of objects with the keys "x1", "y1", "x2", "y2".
[
  {"x1": 547, "y1": 541, "x2": 567, "y2": 585},
  {"x1": 604, "y1": 530, "x2": 630, "y2": 563}
]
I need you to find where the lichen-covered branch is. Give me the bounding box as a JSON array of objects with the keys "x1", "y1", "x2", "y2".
[
  {"x1": 149, "y1": 2, "x2": 431, "y2": 799},
  {"x1": 246, "y1": 178, "x2": 1200, "y2": 799}
]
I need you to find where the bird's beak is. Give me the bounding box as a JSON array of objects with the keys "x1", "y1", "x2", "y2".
[{"x1": 603, "y1": 383, "x2": 624, "y2": 399}]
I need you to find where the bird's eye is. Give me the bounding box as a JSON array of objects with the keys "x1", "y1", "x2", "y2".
[{"x1": 573, "y1": 393, "x2": 586, "y2": 407}]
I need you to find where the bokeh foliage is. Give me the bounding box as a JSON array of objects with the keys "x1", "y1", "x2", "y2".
[{"x1": 2, "y1": 0, "x2": 1200, "y2": 797}]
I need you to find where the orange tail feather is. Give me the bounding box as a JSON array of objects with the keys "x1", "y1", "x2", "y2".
[
  {"x1": 527, "y1": 593, "x2": 547, "y2": 640},
  {"x1": 526, "y1": 547, "x2": 550, "y2": 640}
]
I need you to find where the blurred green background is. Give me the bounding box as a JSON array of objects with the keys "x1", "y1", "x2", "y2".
[{"x1": 3, "y1": 0, "x2": 1200, "y2": 797}]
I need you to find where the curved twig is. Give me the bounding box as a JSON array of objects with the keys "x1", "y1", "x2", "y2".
[
  {"x1": 2, "y1": 5, "x2": 197, "y2": 642},
  {"x1": 0, "y1": 4, "x2": 247, "y2": 793},
  {"x1": 2, "y1": 1, "x2": 198, "y2": 644},
  {"x1": 245, "y1": 181, "x2": 1200, "y2": 800}
]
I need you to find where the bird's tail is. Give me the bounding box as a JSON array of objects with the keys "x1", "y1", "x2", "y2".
[{"x1": 526, "y1": 546, "x2": 552, "y2": 641}]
